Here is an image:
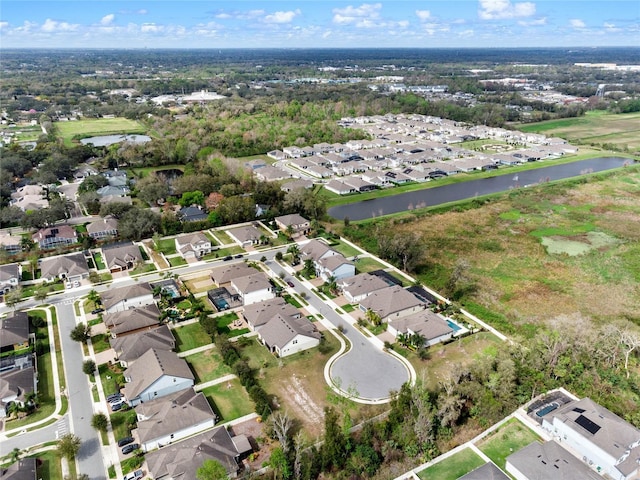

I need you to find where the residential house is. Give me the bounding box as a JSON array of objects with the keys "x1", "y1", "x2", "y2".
[
  {"x1": 267, "y1": 149, "x2": 286, "y2": 160},
  {"x1": 254, "y1": 165, "x2": 290, "y2": 182},
  {"x1": 177, "y1": 205, "x2": 208, "y2": 223},
  {"x1": 541, "y1": 397, "x2": 640, "y2": 480},
  {"x1": 0, "y1": 312, "x2": 30, "y2": 351},
  {"x1": 32, "y1": 225, "x2": 78, "y2": 249},
  {"x1": 145, "y1": 425, "x2": 252, "y2": 480},
  {"x1": 133, "y1": 388, "x2": 217, "y2": 452},
  {"x1": 10, "y1": 185, "x2": 49, "y2": 212},
  {"x1": 175, "y1": 232, "x2": 211, "y2": 261},
  {"x1": 342, "y1": 176, "x2": 376, "y2": 192},
  {"x1": 0, "y1": 457, "x2": 37, "y2": 479},
  {"x1": 359, "y1": 285, "x2": 425, "y2": 322},
  {"x1": 123, "y1": 348, "x2": 194, "y2": 406},
  {"x1": 0, "y1": 355, "x2": 36, "y2": 418},
  {"x1": 325, "y1": 179, "x2": 356, "y2": 195},
  {"x1": 244, "y1": 159, "x2": 266, "y2": 170},
  {"x1": 506, "y1": 441, "x2": 601, "y2": 480},
  {"x1": 86, "y1": 216, "x2": 118, "y2": 240},
  {"x1": 230, "y1": 272, "x2": 275, "y2": 306},
  {"x1": 280, "y1": 179, "x2": 314, "y2": 193},
  {"x1": 0, "y1": 233, "x2": 22, "y2": 255},
  {"x1": 99, "y1": 194, "x2": 132, "y2": 206},
  {"x1": 73, "y1": 164, "x2": 98, "y2": 180},
  {"x1": 210, "y1": 263, "x2": 257, "y2": 286},
  {"x1": 104, "y1": 303, "x2": 161, "y2": 338},
  {"x1": 242, "y1": 297, "x2": 301, "y2": 331},
  {"x1": 0, "y1": 263, "x2": 21, "y2": 295},
  {"x1": 339, "y1": 273, "x2": 390, "y2": 303},
  {"x1": 101, "y1": 241, "x2": 142, "y2": 273},
  {"x1": 300, "y1": 239, "x2": 338, "y2": 264},
  {"x1": 458, "y1": 462, "x2": 510, "y2": 480},
  {"x1": 274, "y1": 214, "x2": 311, "y2": 237},
  {"x1": 227, "y1": 225, "x2": 262, "y2": 248},
  {"x1": 386, "y1": 310, "x2": 454, "y2": 347},
  {"x1": 110, "y1": 325, "x2": 175, "y2": 367},
  {"x1": 39, "y1": 252, "x2": 89, "y2": 284},
  {"x1": 258, "y1": 314, "x2": 321, "y2": 357},
  {"x1": 102, "y1": 282, "x2": 154, "y2": 313},
  {"x1": 96, "y1": 185, "x2": 130, "y2": 198},
  {"x1": 315, "y1": 254, "x2": 355, "y2": 282}
]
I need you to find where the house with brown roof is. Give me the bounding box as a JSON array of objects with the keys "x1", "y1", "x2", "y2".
[
  {"x1": 230, "y1": 272, "x2": 275, "y2": 306},
  {"x1": 0, "y1": 355, "x2": 36, "y2": 418},
  {"x1": 274, "y1": 213, "x2": 311, "y2": 236},
  {"x1": 175, "y1": 232, "x2": 211, "y2": 260},
  {"x1": 210, "y1": 263, "x2": 257, "y2": 286},
  {"x1": 0, "y1": 312, "x2": 30, "y2": 352},
  {"x1": 122, "y1": 348, "x2": 194, "y2": 406},
  {"x1": 32, "y1": 225, "x2": 77, "y2": 249},
  {"x1": 242, "y1": 297, "x2": 301, "y2": 331},
  {"x1": 101, "y1": 241, "x2": 142, "y2": 272},
  {"x1": 133, "y1": 388, "x2": 217, "y2": 452},
  {"x1": 39, "y1": 252, "x2": 89, "y2": 284},
  {"x1": 104, "y1": 303, "x2": 161, "y2": 338},
  {"x1": 101, "y1": 282, "x2": 154, "y2": 313},
  {"x1": 145, "y1": 425, "x2": 251, "y2": 479},
  {"x1": 0, "y1": 263, "x2": 21, "y2": 295},
  {"x1": 386, "y1": 310, "x2": 454, "y2": 347},
  {"x1": 258, "y1": 314, "x2": 321, "y2": 357},
  {"x1": 86, "y1": 216, "x2": 118, "y2": 240},
  {"x1": 227, "y1": 225, "x2": 262, "y2": 248},
  {"x1": 110, "y1": 325, "x2": 175, "y2": 367},
  {"x1": 338, "y1": 273, "x2": 391, "y2": 303},
  {"x1": 0, "y1": 233, "x2": 22, "y2": 255},
  {"x1": 358, "y1": 285, "x2": 426, "y2": 322}
]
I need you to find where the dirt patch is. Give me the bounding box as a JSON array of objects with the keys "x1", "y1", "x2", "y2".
[
  {"x1": 283, "y1": 374, "x2": 325, "y2": 425},
  {"x1": 192, "y1": 278, "x2": 214, "y2": 290},
  {"x1": 541, "y1": 231, "x2": 620, "y2": 256}
]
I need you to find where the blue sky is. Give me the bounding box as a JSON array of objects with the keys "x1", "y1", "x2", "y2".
[{"x1": 1, "y1": 1, "x2": 639, "y2": 49}]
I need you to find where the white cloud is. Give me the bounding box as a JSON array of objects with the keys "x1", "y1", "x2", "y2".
[
  {"x1": 264, "y1": 9, "x2": 301, "y2": 24},
  {"x1": 416, "y1": 10, "x2": 431, "y2": 21},
  {"x1": 570, "y1": 18, "x2": 586, "y2": 29},
  {"x1": 322, "y1": 30, "x2": 332, "y2": 39},
  {"x1": 518, "y1": 17, "x2": 546, "y2": 26},
  {"x1": 603, "y1": 22, "x2": 621, "y2": 32},
  {"x1": 101, "y1": 14, "x2": 115, "y2": 26},
  {"x1": 215, "y1": 9, "x2": 265, "y2": 20},
  {"x1": 215, "y1": 13, "x2": 231, "y2": 19},
  {"x1": 332, "y1": 3, "x2": 382, "y2": 25},
  {"x1": 141, "y1": 23, "x2": 163, "y2": 33},
  {"x1": 459, "y1": 29, "x2": 475, "y2": 37},
  {"x1": 41, "y1": 18, "x2": 78, "y2": 32},
  {"x1": 478, "y1": 0, "x2": 536, "y2": 20},
  {"x1": 0, "y1": 21, "x2": 8, "y2": 30},
  {"x1": 137, "y1": 9, "x2": 147, "y2": 15}
]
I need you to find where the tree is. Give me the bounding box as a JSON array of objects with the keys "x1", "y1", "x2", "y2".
[
  {"x1": 70, "y1": 323, "x2": 91, "y2": 343},
  {"x1": 269, "y1": 446, "x2": 292, "y2": 480},
  {"x1": 286, "y1": 244, "x2": 300, "y2": 265},
  {"x1": 118, "y1": 207, "x2": 161, "y2": 241},
  {"x1": 302, "y1": 259, "x2": 315, "y2": 278},
  {"x1": 34, "y1": 285, "x2": 50, "y2": 304},
  {"x1": 57, "y1": 433, "x2": 81, "y2": 460},
  {"x1": 179, "y1": 190, "x2": 205, "y2": 207},
  {"x1": 271, "y1": 411, "x2": 294, "y2": 454},
  {"x1": 82, "y1": 359, "x2": 96, "y2": 375},
  {"x1": 87, "y1": 289, "x2": 101, "y2": 307},
  {"x1": 91, "y1": 413, "x2": 108, "y2": 433},
  {"x1": 365, "y1": 309, "x2": 382, "y2": 327},
  {"x1": 4, "y1": 288, "x2": 23, "y2": 311},
  {"x1": 321, "y1": 407, "x2": 347, "y2": 470},
  {"x1": 196, "y1": 459, "x2": 227, "y2": 480}
]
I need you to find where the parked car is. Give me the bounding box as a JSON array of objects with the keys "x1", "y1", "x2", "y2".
[
  {"x1": 91, "y1": 308, "x2": 104, "y2": 315},
  {"x1": 121, "y1": 443, "x2": 139, "y2": 455},
  {"x1": 122, "y1": 470, "x2": 144, "y2": 480},
  {"x1": 111, "y1": 402, "x2": 125, "y2": 412},
  {"x1": 287, "y1": 280, "x2": 295, "y2": 288},
  {"x1": 234, "y1": 254, "x2": 243, "y2": 258},
  {"x1": 117, "y1": 436, "x2": 134, "y2": 447},
  {"x1": 108, "y1": 395, "x2": 124, "y2": 405},
  {"x1": 106, "y1": 393, "x2": 121, "y2": 402},
  {"x1": 223, "y1": 255, "x2": 233, "y2": 261}
]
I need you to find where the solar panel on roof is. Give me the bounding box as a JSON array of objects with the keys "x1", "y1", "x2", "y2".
[
  {"x1": 573, "y1": 407, "x2": 586, "y2": 413},
  {"x1": 575, "y1": 414, "x2": 601, "y2": 435}
]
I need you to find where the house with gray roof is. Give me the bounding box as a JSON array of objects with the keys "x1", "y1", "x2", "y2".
[
  {"x1": 86, "y1": 216, "x2": 118, "y2": 240},
  {"x1": 300, "y1": 239, "x2": 337, "y2": 263},
  {"x1": 387, "y1": 310, "x2": 454, "y2": 347},
  {"x1": 506, "y1": 440, "x2": 602, "y2": 480},
  {"x1": 359, "y1": 285, "x2": 426, "y2": 321},
  {"x1": 123, "y1": 348, "x2": 194, "y2": 407},
  {"x1": 110, "y1": 325, "x2": 175, "y2": 367},
  {"x1": 96, "y1": 185, "x2": 130, "y2": 197},
  {"x1": 275, "y1": 213, "x2": 310, "y2": 236},
  {"x1": 230, "y1": 272, "x2": 274, "y2": 306},
  {"x1": 258, "y1": 314, "x2": 321, "y2": 357},
  {"x1": 210, "y1": 263, "x2": 257, "y2": 286},
  {"x1": 0, "y1": 355, "x2": 36, "y2": 418},
  {"x1": 0, "y1": 457, "x2": 37, "y2": 480},
  {"x1": 338, "y1": 273, "x2": 390, "y2": 303},
  {"x1": 175, "y1": 232, "x2": 211, "y2": 260},
  {"x1": 133, "y1": 388, "x2": 217, "y2": 452},
  {"x1": 226, "y1": 225, "x2": 262, "y2": 248},
  {"x1": 458, "y1": 462, "x2": 509, "y2": 480},
  {"x1": 101, "y1": 282, "x2": 154, "y2": 313},
  {"x1": 145, "y1": 425, "x2": 251, "y2": 479},
  {"x1": 242, "y1": 297, "x2": 301, "y2": 331},
  {"x1": 178, "y1": 205, "x2": 208, "y2": 223},
  {"x1": 39, "y1": 252, "x2": 89, "y2": 284},
  {"x1": 0, "y1": 233, "x2": 22, "y2": 255},
  {"x1": 541, "y1": 397, "x2": 640, "y2": 480},
  {"x1": 0, "y1": 263, "x2": 21, "y2": 295},
  {"x1": 104, "y1": 303, "x2": 161, "y2": 338},
  {"x1": 101, "y1": 241, "x2": 142, "y2": 273},
  {"x1": 32, "y1": 225, "x2": 78, "y2": 249},
  {"x1": 315, "y1": 254, "x2": 355, "y2": 282},
  {"x1": 0, "y1": 312, "x2": 30, "y2": 351}
]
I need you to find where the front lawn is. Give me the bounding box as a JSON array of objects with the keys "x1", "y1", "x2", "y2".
[
  {"x1": 155, "y1": 238, "x2": 177, "y2": 255},
  {"x1": 168, "y1": 256, "x2": 187, "y2": 267},
  {"x1": 110, "y1": 407, "x2": 137, "y2": 440},
  {"x1": 477, "y1": 418, "x2": 542, "y2": 469},
  {"x1": 130, "y1": 263, "x2": 156, "y2": 275},
  {"x1": 185, "y1": 349, "x2": 233, "y2": 383},
  {"x1": 417, "y1": 448, "x2": 486, "y2": 480},
  {"x1": 91, "y1": 333, "x2": 111, "y2": 354},
  {"x1": 93, "y1": 252, "x2": 106, "y2": 270},
  {"x1": 173, "y1": 323, "x2": 212, "y2": 352},
  {"x1": 34, "y1": 451, "x2": 63, "y2": 480},
  {"x1": 98, "y1": 363, "x2": 124, "y2": 397},
  {"x1": 200, "y1": 378, "x2": 255, "y2": 422}
]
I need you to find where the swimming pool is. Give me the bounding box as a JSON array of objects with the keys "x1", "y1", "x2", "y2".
[{"x1": 446, "y1": 319, "x2": 462, "y2": 332}]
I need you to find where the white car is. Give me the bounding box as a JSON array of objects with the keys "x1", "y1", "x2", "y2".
[{"x1": 122, "y1": 469, "x2": 144, "y2": 480}]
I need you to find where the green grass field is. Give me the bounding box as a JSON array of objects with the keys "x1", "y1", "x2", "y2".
[
  {"x1": 172, "y1": 323, "x2": 212, "y2": 352},
  {"x1": 477, "y1": 419, "x2": 541, "y2": 469},
  {"x1": 56, "y1": 118, "x2": 146, "y2": 146},
  {"x1": 185, "y1": 349, "x2": 233, "y2": 383},
  {"x1": 518, "y1": 111, "x2": 640, "y2": 150},
  {"x1": 417, "y1": 448, "x2": 486, "y2": 480},
  {"x1": 200, "y1": 378, "x2": 255, "y2": 422}
]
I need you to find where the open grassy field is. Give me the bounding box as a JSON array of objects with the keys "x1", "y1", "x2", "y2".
[
  {"x1": 172, "y1": 323, "x2": 212, "y2": 352},
  {"x1": 518, "y1": 111, "x2": 640, "y2": 151},
  {"x1": 185, "y1": 348, "x2": 233, "y2": 383},
  {"x1": 340, "y1": 166, "x2": 640, "y2": 335},
  {"x1": 200, "y1": 378, "x2": 255, "y2": 422},
  {"x1": 56, "y1": 118, "x2": 146, "y2": 146},
  {"x1": 477, "y1": 418, "x2": 541, "y2": 469},
  {"x1": 417, "y1": 448, "x2": 485, "y2": 480}
]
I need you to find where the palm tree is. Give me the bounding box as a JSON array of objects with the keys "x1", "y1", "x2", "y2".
[
  {"x1": 287, "y1": 244, "x2": 300, "y2": 265},
  {"x1": 326, "y1": 275, "x2": 338, "y2": 295},
  {"x1": 365, "y1": 308, "x2": 382, "y2": 327},
  {"x1": 410, "y1": 332, "x2": 426, "y2": 349}
]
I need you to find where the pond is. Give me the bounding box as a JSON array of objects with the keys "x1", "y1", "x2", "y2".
[
  {"x1": 328, "y1": 157, "x2": 636, "y2": 221},
  {"x1": 80, "y1": 134, "x2": 151, "y2": 147}
]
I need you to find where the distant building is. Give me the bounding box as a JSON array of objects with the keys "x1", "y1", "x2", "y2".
[{"x1": 0, "y1": 263, "x2": 22, "y2": 295}]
